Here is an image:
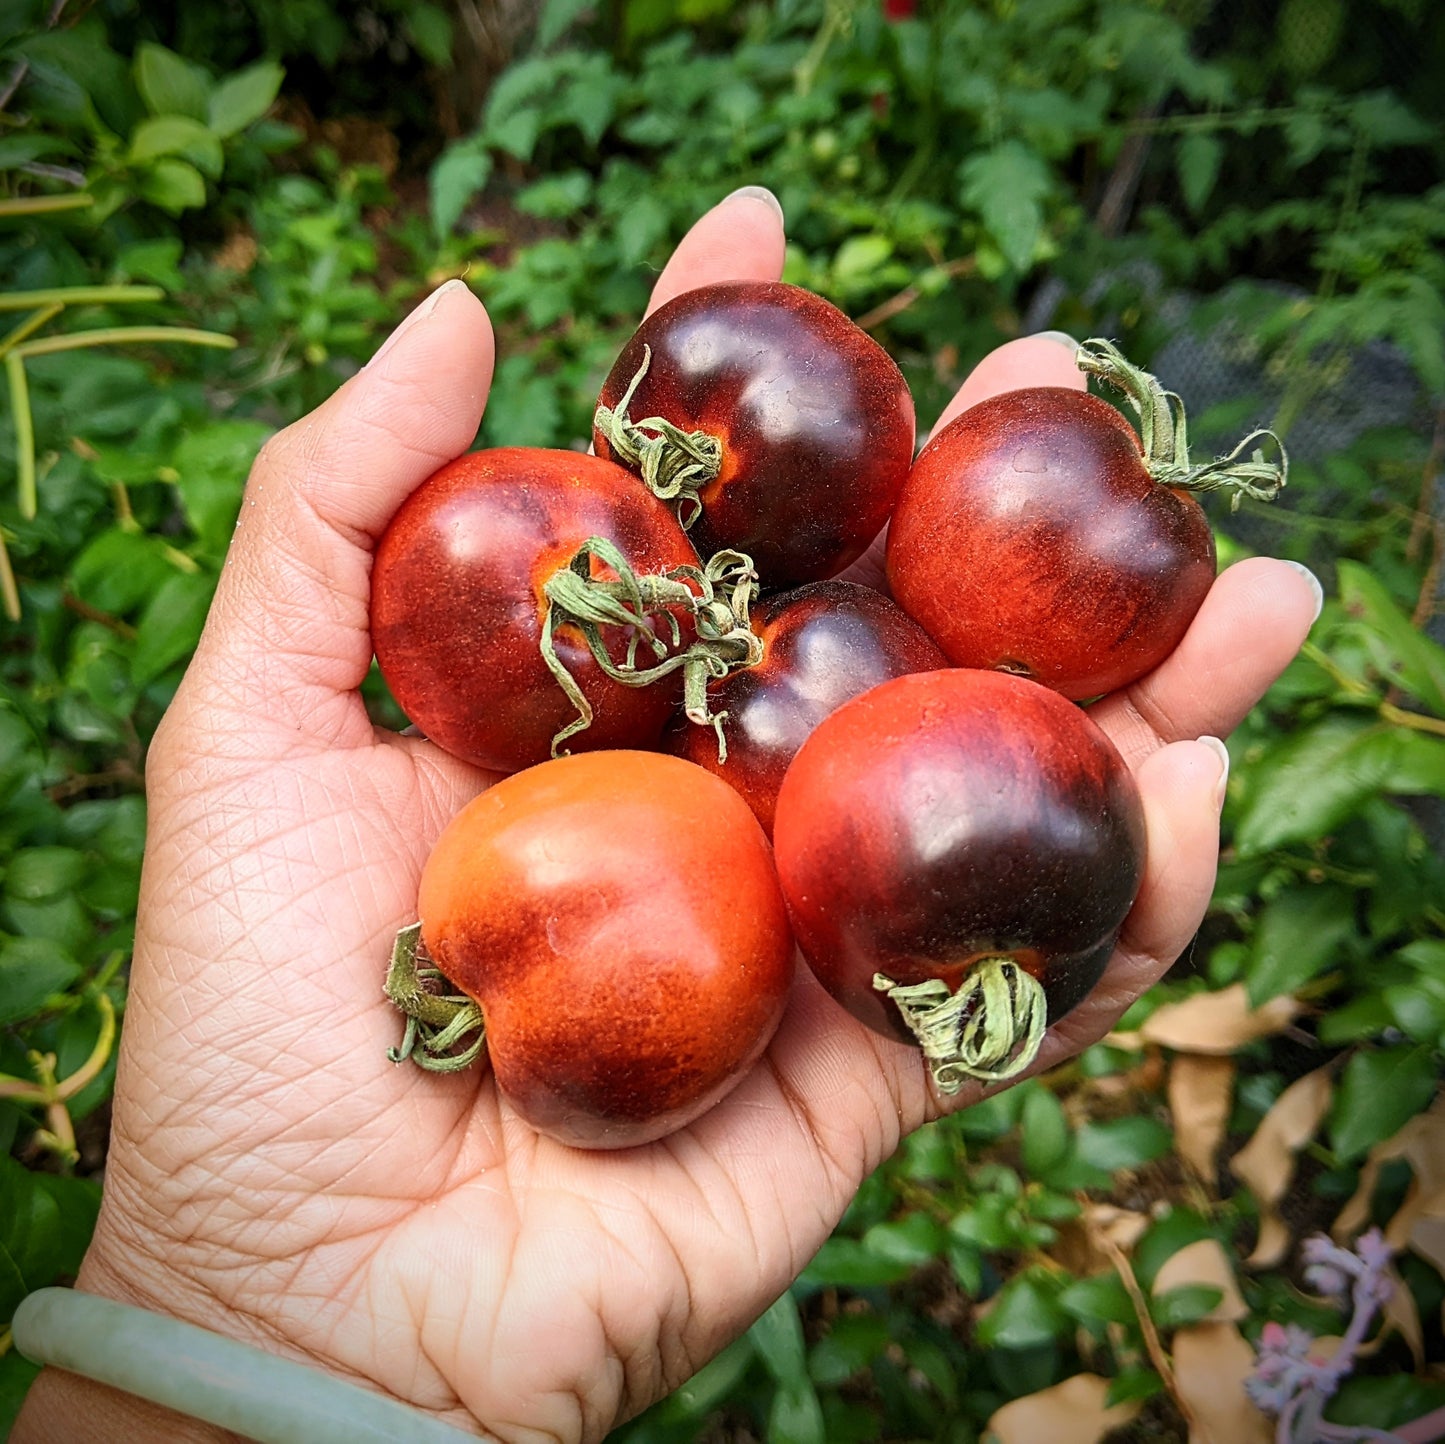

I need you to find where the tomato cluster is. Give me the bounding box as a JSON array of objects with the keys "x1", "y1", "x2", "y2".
[{"x1": 373, "y1": 284, "x2": 1286, "y2": 1146}]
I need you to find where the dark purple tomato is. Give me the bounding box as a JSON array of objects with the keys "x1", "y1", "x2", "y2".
[
  {"x1": 371, "y1": 448, "x2": 702, "y2": 773},
  {"x1": 593, "y1": 281, "x2": 915, "y2": 589},
  {"x1": 662, "y1": 580, "x2": 946, "y2": 836},
  {"x1": 772, "y1": 669, "x2": 1145, "y2": 1092},
  {"x1": 415, "y1": 751, "x2": 795, "y2": 1148},
  {"x1": 886, "y1": 387, "x2": 1216, "y2": 699}
]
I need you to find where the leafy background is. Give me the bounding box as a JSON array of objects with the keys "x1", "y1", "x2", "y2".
[{"x1": 2, "y1": 0, "x2": 1443, "y2": 1439}]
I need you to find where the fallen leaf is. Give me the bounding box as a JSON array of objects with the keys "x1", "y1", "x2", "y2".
[
  {"x1": 1152, "y1": 1239, "x2": 1248, "y2": 1323},
  {"x1": 1141, "y1": 985, "x2": 1301, "y2": 1054},
  {"x1": 985, "y1": 1372, "x2": 1141, "y2": 1444},
  {"x1": 1170, "y1": 1055, "x2": 1236, "y2": 1180},
  {"x1": 1172, "y1": 1322, "x2": 1273, "y2": 1444},
  {"x1": 1231, "y1": 1064, "x2": 1335, "y2": 1267},
  {"x1": 1334, "y1": 1095, "x2": 1445, "y2": 1283}
]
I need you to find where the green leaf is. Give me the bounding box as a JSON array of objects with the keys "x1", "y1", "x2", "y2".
[
  {"x1": 1152, "y1": 1284, "x2": 1224, "y2": 1330},
  {"x1": 1337, "y1": 561, "x2": 1445, "y2": 716},
  {"x1": 799, "y1": 1237, "x2": 913, "y2": 1288},
  {"x1": 207, "y1": 61, "x2": 284, "y2": 138},
  {"x1": 831, "y1": 234, "x2": 894, "y2": 289},
  {"x1": 4, "y1": 847, "x2": 88, "y2": 902},
  {"x1": 959, "y1": 141, "x2": 1051, "y2": 273},
  {"x1": 1073, "y1": 1116, "x2": 1173, "y2": 1172},
  {"x1": 0, "y1": 1158, "x2": 100, "y2": 1318},
  {"x1": 129, "y1": 116, "x2": 224, "y2": 179},
  {"x1": 975, "y1": 1273, "x2": 1068, "y2": 1349},
  {"x1": 134, "y1": 43, "x2": 210, "y2": 122},
  {"x1": 173, "y1": 421, "x2": 270, "y2": 554},
  {"x1": 0, "y1": 937, "x2": 82, "y2": 1027},
  {"x1": 69, "y1": 530, "x2": 178, "y2": 617},
  {"x1": 749, "y1": 1292, "x2": 809, "y2": 1384},
  {"x1": 1177, "y1": 133, "x2": 1222, "y2": 215},
  {"x1": 1058, "y1": 1272, "x2": 1135, "y2": 1327},
  {"x1": 614, "y1": 193, "x2": 669, "y2": 267},
  {"x1": 1246, "y1": 883, "x2": 1357, "y2": 1005},
  {"x1": 431, "y1": 143, "x2": 493, "y2": 237},
  {"x1": 809, "y1": 1314, "x2": 890, "y2": 1386},
  {"x1": 405, "y1": 4, "x2": 454, "y2": 65},
  {"x1": 1106, "y1": 1367, "x2": 1165, "y2": 1407},
  {"x1": 1233, "y1": 716, "x2": 1445, "y2": 856},
  {"x1": 137, "y1": 157, "x2": 208, "y2": 212},
  {"x1": 1330, "y1": 1045, "x2": 1439, "y2": 1160},
  {"x1": 1019, "y1": 1085, "x2": 1071, "y2": 1178},
  {"x1": 768, "y1": 1379, "x2": 826, "y2": 1444},
  {"x1": 131, "y1": 571, "x2": 216, "y2": 686},
  {"x1": 538, "y1": 0, "x2": 595, "y2": 47},
  {"x1": 860, "y1": 1213, "x2": 947, "y2": 1267}
]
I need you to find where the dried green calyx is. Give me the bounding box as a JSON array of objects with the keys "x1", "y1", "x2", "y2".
[{"x1": 1076, "y1": 337, "x2": 1288, "y2": 511}]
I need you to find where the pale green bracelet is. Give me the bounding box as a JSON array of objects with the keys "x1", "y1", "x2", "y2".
[{"x1": 13, "y1": 1288, "x2": 488, "y2": 1443}]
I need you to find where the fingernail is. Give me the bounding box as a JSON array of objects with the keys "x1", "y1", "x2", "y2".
[
  {"x1": 368, "y1": 279, "x2": 467, "y2": 369},
  {"x1": 1281, "y1": 560, "x2": 1324, "y2": 623},
  {"x1": 1197, "y1": 735, "x2": 1230, "y2": 810},
  {"x1": 722, "y1": 184, "x2": 785, "y2": 225},
  {"x1": 1032, "y1": 330, "x2": 1081, "y2": 354}
]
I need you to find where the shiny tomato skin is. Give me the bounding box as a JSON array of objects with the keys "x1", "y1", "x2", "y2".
[
  {"x1": 886, "y1": 387, "x2": 1216, "y2": 699},
  {"x1": 417, "y1": 751, "x2": 795, "y2": 1148},
  {"x1": 772, "y1": 669, "x2": 1145, "y2": 1048},
  {"x1": 662, "y1": 580, "x2": 946, "y2": 836},
  {"x1": 371, "y1": 448, "x2": 701, "y2": 774},
  {"x1": 594, "y1": 281, "x2": 915, "y2": 589}
]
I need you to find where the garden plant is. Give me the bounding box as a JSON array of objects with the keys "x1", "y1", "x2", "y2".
[{"x1": 2, "y1": 0, "x2": 1443, "y2": 1440}]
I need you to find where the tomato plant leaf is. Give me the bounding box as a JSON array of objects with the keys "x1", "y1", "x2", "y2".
[
  {"x1": 1232, "y1": 715, "x2": 1445, "y2": 856},
  {"x1": 137, "y1": 157, "x2": 208, "y2": 212},
  {"x1": 975, "y1": 1271, "x2": 1069, "y2": 1349},
  {"x1": 173, "y1": 420, "x2": 270, "y2": 554},
  {"x1": 1177, "y1": 132, "x2": 1223, "y2": 215},
  {"x1": 1330, "y1": 1044, "x2": 1439, "y2": 1160},
  {"x1": 431, "y1": 142, "x2": 493, "y2": 237},
  {"x1": 1337, "y1": 560, "x2": 1445, "y2": 716},
  {"x1": 959, "y1": 141, "x2": 1051, "y2": 273}
]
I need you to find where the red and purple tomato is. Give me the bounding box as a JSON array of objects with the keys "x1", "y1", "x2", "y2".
[
  {"x1": 594, "y1": 281, "x2": 915, "y2": 589},
  {"x1": 772, "y1": 669, "x2": 1145, "y2": 1091},
  {"x1": 662, "y1": 580, "x2": 946, "y2": 836},
  {"x1": 886, "y1": 387, "x2": 1217, "y2": 699},
  {"x1": 371, "y1": 448, "x2": 702, "y2": 774},
  {"x1": 416, "y1": 751, "x2": 796, "y2": 1148}
]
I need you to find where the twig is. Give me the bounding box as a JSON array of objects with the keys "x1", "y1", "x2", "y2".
[{"x1": 855, "y1": 257, "x2": 976, "y2": 331}]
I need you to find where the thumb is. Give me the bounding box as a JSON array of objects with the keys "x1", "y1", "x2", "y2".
[{"x1": 180, "y1": 281, "x2": 493, "y2": 747}]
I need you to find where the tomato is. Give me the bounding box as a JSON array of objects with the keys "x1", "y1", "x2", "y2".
[
  {"x1": 403, "y1": 751, "x2": 795, "y2": 1148},
  {"x1": 772, "y1": 669, "x2": 1145, "y2": 1093},
  {"x1": 593, "y1": 281, "x2": 915, "y2": 589},
  {"x1": 885, "y1": 342, "x2": 1285, "y2": 699},
  {"x1": 662, "y1": 580, "x2": 946, "y2": 836},
  {"x1": 371, "y1": 448, "x2": 709, "y2": 773}
]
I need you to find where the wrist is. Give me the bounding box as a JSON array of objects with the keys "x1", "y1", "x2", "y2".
[{"x1": 13, "y1": 1363, "x2": 244, "y2": 1444}]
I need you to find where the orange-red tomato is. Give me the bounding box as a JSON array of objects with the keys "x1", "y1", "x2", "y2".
[{"x1": 418, "y1": 751, "x2": 795, "y2": 1148}]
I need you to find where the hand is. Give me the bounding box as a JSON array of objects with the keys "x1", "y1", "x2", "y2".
[{"x1": 16, "y1": 190, "x2": 1320, "y2": 1444}]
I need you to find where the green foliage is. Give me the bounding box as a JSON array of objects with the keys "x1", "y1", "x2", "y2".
[{"x1": 2, "y1": 0, "x2": 1443, "y2": 1437}]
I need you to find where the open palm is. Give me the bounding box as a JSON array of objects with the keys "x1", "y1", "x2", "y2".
[{"x1": 25, "y1": 193, "x2": 1319, "y2": 1444}]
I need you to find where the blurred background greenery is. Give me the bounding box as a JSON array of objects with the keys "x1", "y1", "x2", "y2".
[{"x1": 2, "y1": 0, "x2": 1443, "y2": 1439}]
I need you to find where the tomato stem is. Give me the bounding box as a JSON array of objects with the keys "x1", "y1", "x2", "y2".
[
  {"x1": 593, "y1": 345, "x2": 723, "y2": 528},
  {"x1": 384, "y1": 922, "x2": 487, "y2": 1073},
  {"x1": 1076, "y1": 338, "x2": 1288, "y2": 511},
  {"x1": 540, "y1": 537, "x2": 763, "y2": 759},
  {"x1": 874, "y1": 959, "x2": 1047, "y2": 1094}
]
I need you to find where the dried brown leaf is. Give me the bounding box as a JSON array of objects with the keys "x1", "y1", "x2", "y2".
[
  {"x1": 1152, "y1": 1239, "x2": 1248, "y2": 1323},
  {"x1": 1170, "y1": 1055, "x2": 1236, "y2": 1180},
  {"x1": 1172, "y1": 1322, "x2": 1273, "y2": 1444},
  {"x1": 1231, "y1": 1064, "x2": 1335, "y2": 1267},
  {"x1": 1141, "y1": 985, "x2": 1301, "y2": 1054},
  {"x1": 1335, "y1": 1095, "x2": 1445, "y2": 1271},
  {"x1": 986, "y1": 1372, "x2": 1141, "y2": 1444}
]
